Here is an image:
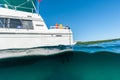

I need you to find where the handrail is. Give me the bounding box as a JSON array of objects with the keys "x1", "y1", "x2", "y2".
[
  {"x1": 50, "y1": 26, "x2": 70, "y2": 29},
  {"x1": 0, "y1": 4, "x2": 35, "y2": 13}
]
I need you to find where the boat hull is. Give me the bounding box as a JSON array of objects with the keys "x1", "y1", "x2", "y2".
[{"x1": 0, "y1": 33, "x2": 73, "y2": 49}]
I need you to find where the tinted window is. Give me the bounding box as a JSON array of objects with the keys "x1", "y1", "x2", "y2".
[
  {"x1": 10, "y1": 19, "x2": 22, "y2": 28},
  {"x1": 0, "y1": 18, "x2": 8, "y2": 28},
  {"x1": 22, "y1": 20, "x2": 33, "y2": 29},
  {"x1": 0, "y1": 18, "x2": 5, "y2": 28},
  {"x1": 0, "y1": 18, "x2": 34, "y2": 29}
]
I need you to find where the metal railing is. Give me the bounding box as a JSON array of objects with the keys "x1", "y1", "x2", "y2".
[
  {"x1": 0, "y1": 4, "x2": 35, "y2": 13},
  {"x1": 50, "y1": 26, "x2": 70, "y2": 29}
]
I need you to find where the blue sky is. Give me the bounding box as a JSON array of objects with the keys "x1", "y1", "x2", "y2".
[{"x1": 38, "y1": 0, "x2": 120, "y2": 41}]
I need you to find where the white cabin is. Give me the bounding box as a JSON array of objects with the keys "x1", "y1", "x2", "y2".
[{"x1": 0, "y1": 2, "x2": 73, "y2": 49}]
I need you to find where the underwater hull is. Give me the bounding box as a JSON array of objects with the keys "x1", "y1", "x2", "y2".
[{"x1": 0, "y1": 33, "x2": 73, "y2": 49}]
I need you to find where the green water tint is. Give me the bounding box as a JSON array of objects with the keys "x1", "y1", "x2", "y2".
[{"x1": 0, "y1": 51, "x2": 120, "y2": 80}]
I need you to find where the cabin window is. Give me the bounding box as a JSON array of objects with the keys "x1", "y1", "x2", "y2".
[
  {"x1": 0, "y1": 18, "x2": 6, "y2": 28},
  {"x1": 0, "y1": 18, "x2": 33, "y2": 29},
  {"x1": 0, "y1": 18, "x2": 8, "y2": 28},
  {"x1": 10, "y1": 19, "x2": 22, "y2": 28},
  {"x1": 0, "y1": 18, "x2": 4, "y2": 28},
  {"x1": 22, "y1": 20, "x2": 33, "y2": 29}
]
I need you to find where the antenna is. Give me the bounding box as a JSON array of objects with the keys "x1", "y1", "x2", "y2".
[{"x1": 37, "y1": 0, "x2": 41, "y2": 15}]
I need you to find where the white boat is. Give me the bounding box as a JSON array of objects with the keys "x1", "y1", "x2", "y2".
[{"x1": 0, "y1": 0, "x2": 73, "y2": 50}]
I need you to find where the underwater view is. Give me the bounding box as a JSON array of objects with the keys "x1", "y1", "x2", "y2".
[
  {"x1": 0, "y1": 40, "x2": 120, "y2": 80},
  {"x1": 1, "y1": 0, "x2": 120, "y2": 80}
]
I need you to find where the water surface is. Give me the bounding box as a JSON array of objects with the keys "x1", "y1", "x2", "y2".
[{"x1": 0, "y1": 41, "x2": 120, "y2": 80}]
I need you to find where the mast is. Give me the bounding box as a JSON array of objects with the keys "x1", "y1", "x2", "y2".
[{"x1": 37, "y1": 0, "x2": 41, "y2": 15}]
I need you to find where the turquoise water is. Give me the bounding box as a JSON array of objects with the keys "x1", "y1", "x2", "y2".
[{"x1": 1, "y1": 40, "x2": 120, "y2": 80}]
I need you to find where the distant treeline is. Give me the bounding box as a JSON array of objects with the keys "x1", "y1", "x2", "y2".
[{"x1": 76, "y1": 38, "x2": 120, "y2": 45}]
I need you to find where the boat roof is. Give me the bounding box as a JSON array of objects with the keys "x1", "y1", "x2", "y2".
[
  {"x1": 0, "y1": 7, "x2": 43, "y2": 21},
  {"x1": 0, "y1": 0, "x2": 39, "y2": 18}
]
